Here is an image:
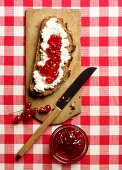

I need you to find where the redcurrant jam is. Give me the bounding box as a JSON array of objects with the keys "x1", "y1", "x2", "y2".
[
  {"x1": 38, "y1": 34, "x2": 62, "y2": 84},
  {"x1": 49, "y1": 124, "x2": 88, "y2": 164}
]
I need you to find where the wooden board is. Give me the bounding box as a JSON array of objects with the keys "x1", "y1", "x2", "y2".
[{"x1": 26, "y1": 9, "x2": 81, "y2": 125}]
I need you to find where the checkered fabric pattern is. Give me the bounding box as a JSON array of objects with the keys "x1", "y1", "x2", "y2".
[{"x1": 0, "y1": 0, "x2": 122, "y2": 169}]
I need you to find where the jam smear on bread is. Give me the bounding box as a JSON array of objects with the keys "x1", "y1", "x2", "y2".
[{"x1": 38, "y1": 34, "x2": 62, "y2": 84}]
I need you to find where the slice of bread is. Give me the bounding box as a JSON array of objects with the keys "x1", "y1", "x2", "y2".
[{"x1": 30, "y1": 16, "x2": 76, "y2": 97}]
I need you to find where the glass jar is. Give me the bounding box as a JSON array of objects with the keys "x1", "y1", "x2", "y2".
[{"x1": 49, "y1": 124, "x2": 88, "y2": 164}]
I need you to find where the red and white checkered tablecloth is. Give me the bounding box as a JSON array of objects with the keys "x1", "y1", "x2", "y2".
[{"x1": 0, "y1": 0, "x2": 122, "y2": 169}]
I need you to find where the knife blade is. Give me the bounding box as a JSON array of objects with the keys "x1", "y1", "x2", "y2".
[
  {"x1": 16, "y1": 67, "x2": 97, "y2": 160},
  {"x1": 57, "y1": 67, "x2": 97, "y2": 110}
]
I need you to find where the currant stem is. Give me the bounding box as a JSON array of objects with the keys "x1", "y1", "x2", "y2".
[{"x1": 13, "y1": 110, "x2": 23, "y2": 114}]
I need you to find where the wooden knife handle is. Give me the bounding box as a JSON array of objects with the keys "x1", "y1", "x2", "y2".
[{"x1": 16, "y1": 106, "x2": 61, "y2": 159}]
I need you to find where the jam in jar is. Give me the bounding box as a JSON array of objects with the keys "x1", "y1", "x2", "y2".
[{"x1": 49, "y1": 124, "x2": 88, "y2": 164}]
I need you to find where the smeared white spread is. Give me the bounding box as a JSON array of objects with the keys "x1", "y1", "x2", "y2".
[{"x1": 33, "y1": 18, "x2": 71, "y2": 92}]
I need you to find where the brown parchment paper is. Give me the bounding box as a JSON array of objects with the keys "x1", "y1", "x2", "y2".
[{"x1": 26, "y1": 9, "x2": 81, "y2": 125}]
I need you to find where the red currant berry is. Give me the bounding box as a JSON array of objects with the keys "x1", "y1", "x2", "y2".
[
  {"x1": 31, "y1": 108, "x2": 38, "y2": 116},
  {"x1": 25, "y1": 114, "x2": 32, "y2": 121},
  {"x1": 25, "y1": 108, "x2": 31, "y2": 115},
  {"x1": 25, "y1": 102, "x2": 32, "y2": 108},
  {"x1": 39, "y1": 107, "x2": 46, "y2": 113},
  {"x1": 45, "y1": 105, "x2": 51, "y2": 113},
  {"x1": 20, "y1": 112, "x2": 25, "y2": 119},
  {"x1": 21, "y1": 113, "x2": 26, "y2": 122},
  {"x1": 45, "y1": 77, "x2": 54, "y2": 84},
  {"x1": 14, "y1": 115, "x2": 21, "y2": 124},
  {"x1": 21, "y1": 113, "x2": 32, "y2": 122}
]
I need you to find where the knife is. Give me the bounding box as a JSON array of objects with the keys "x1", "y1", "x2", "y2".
[{"x1": 16, "y1": 67, "x2": 97, "y2": 160}]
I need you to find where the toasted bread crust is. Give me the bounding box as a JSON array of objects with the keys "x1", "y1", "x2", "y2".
[{"x1": 30, "y1": 16, "x2": 76, "y2": 97}]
